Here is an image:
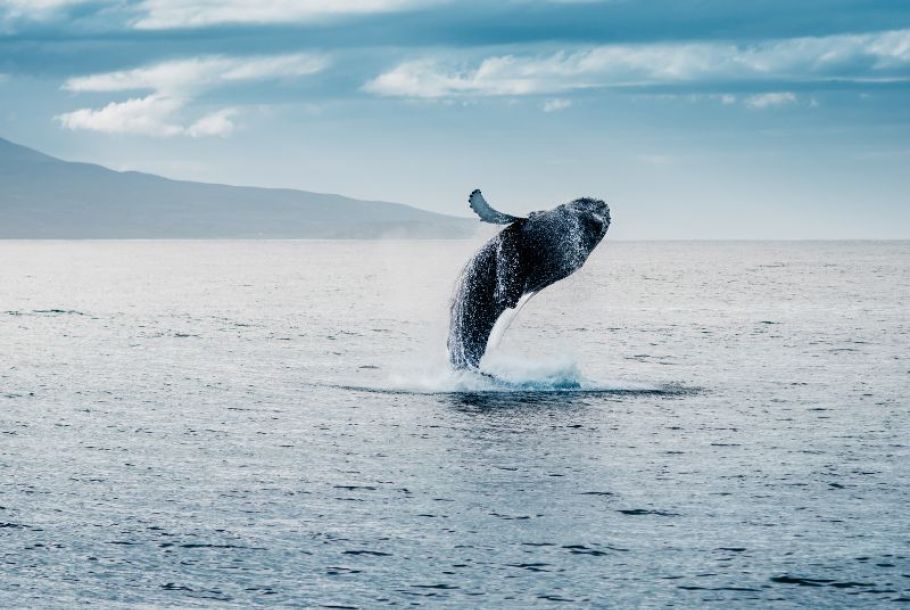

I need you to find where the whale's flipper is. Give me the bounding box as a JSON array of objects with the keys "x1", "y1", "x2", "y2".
[{"x1": 469, "y1": 189, "x2": 521, "y2": 225}]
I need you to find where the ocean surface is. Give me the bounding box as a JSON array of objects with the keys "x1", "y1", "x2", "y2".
[{"x1": 1, "y1": 239, "x2": 908, "y2": 608}]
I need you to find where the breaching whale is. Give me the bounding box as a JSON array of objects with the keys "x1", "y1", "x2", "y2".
[{"x1": 447, "y1": 189, "x2": 611, "y2": 370}]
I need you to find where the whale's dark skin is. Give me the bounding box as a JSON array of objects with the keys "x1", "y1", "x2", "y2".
[{"x1": 447, "y1": 190, "x2": 611, "y2": 369}]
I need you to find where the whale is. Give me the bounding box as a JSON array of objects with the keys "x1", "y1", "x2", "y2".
[{"x1": 447, "y1": 189, "x2": 611, "y2": 370}]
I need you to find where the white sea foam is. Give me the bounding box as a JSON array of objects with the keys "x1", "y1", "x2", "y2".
[{"x1": 370, "y1": 354, "x2": 667, "y2": 394}]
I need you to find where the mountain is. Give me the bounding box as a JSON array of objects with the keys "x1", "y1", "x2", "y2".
[{"x1": 0, "y1": 137, "x2": 475, "y2": 238}]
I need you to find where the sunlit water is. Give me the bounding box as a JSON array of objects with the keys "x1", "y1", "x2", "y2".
[{"x1": 1, "y1": 240, "x2": 908, "y2": 608}]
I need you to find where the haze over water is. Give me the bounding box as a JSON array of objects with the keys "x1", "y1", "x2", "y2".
[{"x1": 1, "y1": 240, "x2": 908, "y2": 608}]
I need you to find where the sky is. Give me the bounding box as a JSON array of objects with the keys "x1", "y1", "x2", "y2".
[{"x1": 1, "y1": 0, "x2": 909, "y2": 239}]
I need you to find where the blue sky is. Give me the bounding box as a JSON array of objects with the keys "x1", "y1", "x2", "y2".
[{"x1": 1, "y1": 0, "x2": 908, "y2": 238}]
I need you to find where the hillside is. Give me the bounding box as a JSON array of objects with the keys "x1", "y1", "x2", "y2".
[{"x1": 0, "y1": 137, "x2": 474, "y2": 238}]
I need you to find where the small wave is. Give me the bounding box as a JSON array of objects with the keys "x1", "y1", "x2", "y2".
[
  {"x1": 5, "y1": 308, "x2": 86, "y2": 317},
  {"x1": 330, "y1": 356, "x2": 683, "y2": 396}
]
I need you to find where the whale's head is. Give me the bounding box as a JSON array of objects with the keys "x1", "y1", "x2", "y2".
[
  {"x1": 558, "y1": 197, "x2": 611, "y2": 256},
  {"x1": 521, "y1": 196, "x2": 611, "y2": 291},
  {"x1": 568, "y1": 197, "x2": 610, "y2": 238}
]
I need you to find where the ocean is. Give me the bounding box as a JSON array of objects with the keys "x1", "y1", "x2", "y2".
[{"x1": 1, "y1": 240, "x2": 907, "y2": 608}]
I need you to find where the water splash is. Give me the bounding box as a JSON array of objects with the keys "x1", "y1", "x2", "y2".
[{"x1": 343, "y1": 355, "x2": 672, "y2": 395}]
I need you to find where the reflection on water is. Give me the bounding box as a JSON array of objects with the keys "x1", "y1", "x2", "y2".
[{"x1": 442, "y1": 390, "x2": 596, "y2": 412}]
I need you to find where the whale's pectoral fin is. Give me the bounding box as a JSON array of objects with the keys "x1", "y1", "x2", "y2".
[
  {"x1": 469, "y1": 189, "x2": 522, "y2": 225},
  {"x1": 493, "y1": 224, "x2": 525, "y2": 309}
]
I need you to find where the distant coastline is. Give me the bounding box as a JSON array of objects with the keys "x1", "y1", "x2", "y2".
[{"x1": 0, "y1": 137, "x2": 475, "y2": 240}]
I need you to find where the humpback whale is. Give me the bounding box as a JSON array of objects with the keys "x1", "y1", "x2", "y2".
[{"x1": 448, "y1": 189, "x2": 611, "y2": 369}]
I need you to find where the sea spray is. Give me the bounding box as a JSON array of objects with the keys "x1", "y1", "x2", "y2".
[{"x1": 376, "y1": 354, "x2": 664, "y2": 394}]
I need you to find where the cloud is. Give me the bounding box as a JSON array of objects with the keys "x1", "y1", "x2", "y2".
[
  {"x1": 0, "y1": 0, "x2": 77, "y2": 32},
  {"x1": 365, "y1": 28, "x2": 910, "y2": 98},
  {"x1": 0, "y1": 0, "x2": 92, "y2": 19},
  {"x1": 541, "y1": 98, "x2": 572, "y2": 112},
  {"x1": 55, "y1": 96, "x2": 237, "y2": 138},
  {"x1": 131, "y1": 0, "x2": 426, "y2": 29},
  {"x1": 364, "y1": 57, "x2": 544, "y2": 98},
  {"x1": 186, "y1": 108, "x2": 236, "y2": 137},
  {"x1": 646, "y1": 92, "x2": 738, "y2": 105},
  {"x1": 744, "y1": 91, "x2": 797, "y2": 109},
  {"x1": 56, "y1": 95, "x2": 186, "y2": 136},
  {"x1": 63, "y1": 54, "x2": 328, "y2": 94},
  {"x1": 643, "y1": 91, "x2": 815, "y2": 110},
  {"x1": 57, "y1": 53, "x2": 326, "y2": 137}
]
